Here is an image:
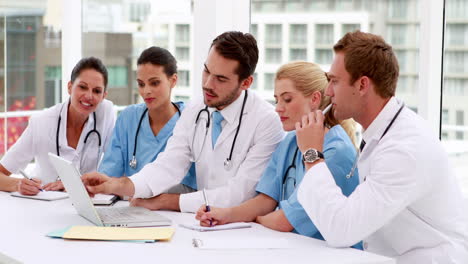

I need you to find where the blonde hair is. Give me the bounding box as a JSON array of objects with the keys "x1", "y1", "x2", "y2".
[{"x1": 275, "y1": 61, "x2": 357, "y2": 146}]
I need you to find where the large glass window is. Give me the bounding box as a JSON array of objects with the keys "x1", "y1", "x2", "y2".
[
  {"x1": 251, "y1": 0, "x2": 421, "y2": 105},
  {"x1": 0, "y1": 3, "x2": 62, "y2": 155},
  {"x1": 82, "y1": 0, "x2": 193, "y2": 105},
  {"x1": 443, "y1": 0, "x2": 468, "y2": 196}
]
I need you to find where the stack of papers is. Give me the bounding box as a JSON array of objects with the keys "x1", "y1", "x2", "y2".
[
  {"x1": 48, "y1": 226, "x2": 175, "y2": 243},
  {"x1": 11, "y1": 191, "x2": 69, "y2": 201},
  {"x1": 179, "y1": 222, "x2": 251, "y2": 232}
]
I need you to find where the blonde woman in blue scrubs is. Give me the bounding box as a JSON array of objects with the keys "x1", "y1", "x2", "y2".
[
  {"x1": 196, "y1": 61, "x2": 360, "y2": 249},
  {"x1": 98, "y1": 47, "x2": 196, "y2": 190}
]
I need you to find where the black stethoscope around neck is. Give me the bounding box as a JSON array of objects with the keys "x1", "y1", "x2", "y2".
[
  {"x1": 282, "y1": 146, "x2": 299, "y2": 201},
  {"x1": 346, "y1": 102, "x2": 405, "y2": 179},
  {"x1": 56, "y1": 102, "x2": 102, "y2": 173},
  {"x1": 191, "y1": 90, "x2": 248, "y2": 171},
  {"x1": 129, "y1": 102, "x2": 181, "y2": 169},
  {"x1": 56, "y1": 102, "x2": 102, "y2": 156}
]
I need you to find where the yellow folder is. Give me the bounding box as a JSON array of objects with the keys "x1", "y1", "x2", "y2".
[{"x1": 62, "y1": 226, "x2": 175, "y2": 241}]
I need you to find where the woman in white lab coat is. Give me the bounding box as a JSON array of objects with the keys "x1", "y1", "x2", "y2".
[{"x1": 0, "y1": 57, "x2": 115, "y2": 195}]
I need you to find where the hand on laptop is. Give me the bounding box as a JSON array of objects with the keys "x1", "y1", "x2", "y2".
[
  {"x1": 43, "y1": 180, "x2": 65, "y2": 192},
  {"x1": 18, "y1": 178, "x2": 42, "y2": 195},
  {"x1": 81, "y1": 172, "x2": 135, "y2": 198}
]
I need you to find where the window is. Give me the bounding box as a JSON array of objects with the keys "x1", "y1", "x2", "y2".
[
  {"x1": 442, "y1": 109, "x2": 449, "y2": 124},
  {"x1": 443, "y1": 0, "x2": 468, "y2": 196},
  {"x1": 265, "y1": 48, "x2": 282, "y2": 64},
  {"x1": 82, "y1": 0, "x2": 193, "y2": 105},
  {"x1": 315, "y1": 49, "x2": 333, "y2": 64},
  {"x1": 388, "y1": 24, "x2": 407, "y2": 46},
  {"x1": 264, "y1": 73, "x2": 274, "y2": 91},
  {"x1": 178, "y1": 70, "x2": 190, "y2": 87},
  {"x1": 290, "y1": 24, "x2": 307, "y2": 45},
  {"x1": 265, "y1": 24, "x2": 282, "y2": 44},
  {"x1": 342, "y1": 24, "x2": 360, "y2": 34},
  {"x1": 290, "y1": 48, "x2": 307, "y2": 61},
  {"x1": 175, "y1": 24, "x2": 190, "y2": 44},
  {"x1": 176, "y1": 47, "x2": 190, "y2": 62},
  {"x1": 315, "y1": 24, "x2": 334, "y2": 45},
  {"x1": 1, "y1": 4, "x2": 62, "y2": 155},
  {"x1": 251, "y1": 73, "x2": 258, "y2": 90},
  {"x1": 107, "y1": 66, "x2": 128, "y2": 88}
]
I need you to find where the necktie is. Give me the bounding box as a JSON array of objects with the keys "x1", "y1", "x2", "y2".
[{"x1": 211, "y1": 111, "x2": 224, "y2": 148}]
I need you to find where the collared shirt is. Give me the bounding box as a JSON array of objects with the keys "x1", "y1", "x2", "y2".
[
  {"x1": 98, "y1": 102, "x2": 196, "y2": 189},
  {"x1": 256, "y1": 126, "x2": 361, "y2": 249},
  {"x1": 298, "y1": 97, "x2": 468, "y2": 264},
  {"x1": 130, "y1": 90, "x2": 285, "y2": 212},
  {"x1": 1, "y1": 99, "x2": 116, "y2": 184}
]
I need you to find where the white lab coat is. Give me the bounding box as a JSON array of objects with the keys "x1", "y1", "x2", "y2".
[
  {"x1": 298, "y1": 97, "x2": 468, "y2": 264},
  {"x1": 1, "y1": 99, "x2": 116, "y2": 184},
  {"x1": 130, "y1": 90, "x2": 285, "y2": 212}
]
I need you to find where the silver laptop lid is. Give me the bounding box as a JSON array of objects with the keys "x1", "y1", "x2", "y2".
[{"x1": 48, "y1": 153, "x2": 104, "y2": 226}]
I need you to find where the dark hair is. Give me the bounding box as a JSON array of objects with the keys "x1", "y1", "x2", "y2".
[
  {"x1": 333, "y1": 30, "x2": 399, "y2": 98},
  {"x1": 210, "y1": 31, "x2": 259, "y2": 81},
  {"x1": 70, "y1": 57, "x2": 108, "y2": 90},
  {"x1": 137, "y1": 46, "x2": 178, "y2": 77}
]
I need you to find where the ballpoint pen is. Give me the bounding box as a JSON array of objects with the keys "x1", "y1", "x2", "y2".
[
  {"x1": 322, "y1": 103, "x2": 333, "y2": 115},
  {"x1": 202, "y1": 188, "x2": 213, "y2": 226},
  {"x1": 19, "y1": 169, "x2": 44, "y2": 192}
]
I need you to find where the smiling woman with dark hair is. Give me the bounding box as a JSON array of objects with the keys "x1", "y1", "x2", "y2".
[
  {"x1": 98, "y1": 46, "x2": 196, "y2": 190},
  {"x1": 0, "y1": 57, "x2": 115, "y2": 194}
]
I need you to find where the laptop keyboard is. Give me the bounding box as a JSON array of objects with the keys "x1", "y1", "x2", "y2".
[{"x1": 97, "y1": 206, "x2": 159, "y2": 222}]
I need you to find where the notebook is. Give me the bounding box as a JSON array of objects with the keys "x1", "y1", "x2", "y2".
[
  {"x1": 11, "y1": 190, "x2": 117, "y2": 205},
  {"x1": 11, "y1": 191, "x2": 69, "y2": 201},
  {"x1": 180, "y1": 222, "x2": 251, "y2": 232},
  {"x1": 48, "y1": 153, "x2": 172, "y2": 227}
]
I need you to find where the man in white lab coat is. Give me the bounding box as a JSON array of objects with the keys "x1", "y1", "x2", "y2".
[
  {"x1": 295, "y1": 31, "x2": 468, "y2": 263},
  {"x1": 83, "y1": 31, "x2": 284, "y2": 213}
]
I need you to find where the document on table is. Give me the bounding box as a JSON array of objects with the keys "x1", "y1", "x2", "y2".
[
  {"x1": 91, "y1": 194, "x2": 118, "y2": 205},
  {"x1": 192, "y1": 237, "x2": 291, "y2": 249},
  {"x1": 48, "y1": 226, "x2": 175, "y2": 242},
  {"x1": 11, "y1": 191, "x2": 69, "y2": 201},
  {"x1": 179, "y1": 222, "x2": 251, "y2": 232}
]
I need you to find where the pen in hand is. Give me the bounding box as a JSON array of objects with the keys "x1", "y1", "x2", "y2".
[
  {"x1": 202, "y1": 188, "x2": 213, "y2": 226},
  {"x1": 322, "y1": 103, "x2": 333, "y2": 115},
  {"x1": 19, "y1": 169, "x2": 44, "y2": 192}
]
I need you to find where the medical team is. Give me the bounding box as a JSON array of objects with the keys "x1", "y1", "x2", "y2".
[{"x1": 2, "y1": 30, "x2": 467, "y2": 263}]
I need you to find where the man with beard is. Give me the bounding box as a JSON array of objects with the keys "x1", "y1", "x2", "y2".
[{"x1": 83, "y1": 31, "x2": 284, "y2": 213}]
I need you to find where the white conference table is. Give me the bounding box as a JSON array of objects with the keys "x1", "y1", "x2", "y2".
[{"x1": 0, "y1": 192, "x2": 395, "y2": 264}]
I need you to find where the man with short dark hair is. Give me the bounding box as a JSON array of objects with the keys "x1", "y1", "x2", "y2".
[
  {"x1": 296, "y1": 31, "x2": 468, "y2": 263},
  {"x1": 83, "y1": 31, "x2": 284, "y2": 213}
]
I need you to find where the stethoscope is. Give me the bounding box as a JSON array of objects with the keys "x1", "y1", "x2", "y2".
[
  {"x1": 346, "y1": 102, "x2": 405, "y2": 179},
  {"x1": 282, "y1": 146, "x2": 299, "y2": 201},
  {"x1": 191, "y1": 90, "x2": 248, "y2": 171},
  {"x1": 56, "y1": 102, "x2": 102, "y2": 172},
  {"x1": 129, "y1": 102, "x2": 181, "y2": 169}
]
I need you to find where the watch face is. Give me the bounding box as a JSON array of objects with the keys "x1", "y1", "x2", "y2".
[{"x1": 304, "y1": 149, "x2": 318, "y2": 163}]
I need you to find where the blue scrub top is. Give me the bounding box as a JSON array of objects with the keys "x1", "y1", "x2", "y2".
[
  {"x1": 99, "y1": 102, "x2": 196, "y2": 189},
  {"x1": 256, "y1": 125, "x2": 361, "y2": 249}
]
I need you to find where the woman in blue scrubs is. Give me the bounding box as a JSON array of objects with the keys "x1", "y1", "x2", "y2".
[
  {"x1": 99, "y1": 46, "x2": 196, "y2": 190},
  {"x1": 196, "y1": 61, "x2": 360, "y2": 248}
]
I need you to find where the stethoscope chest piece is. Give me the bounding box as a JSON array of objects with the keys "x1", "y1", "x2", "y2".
[
  {"x1": 129, "y1": 156, "x2": 137, "y2": 169},
  {"x1": 224, "y1": 158, "x2": 233, "y2": 171}
]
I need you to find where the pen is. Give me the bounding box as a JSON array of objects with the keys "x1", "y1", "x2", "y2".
[
  {"x1": 19, "y1": 169, "x2": 43, "y2": 192},
  {"x1": 202, "y1": 188, "x2": 213, "y2": 226},
  {"x1": 322, "y1": 103, "x2": 333, "y2": 115}
]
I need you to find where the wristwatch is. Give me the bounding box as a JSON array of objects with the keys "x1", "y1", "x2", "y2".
[{"x1": 302, "y1": 148, "x2": 324, "y2": 163}]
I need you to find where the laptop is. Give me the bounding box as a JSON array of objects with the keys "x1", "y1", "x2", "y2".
[{"x1": 48, "y1": 153, "x2": 172, "y2": 227}]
